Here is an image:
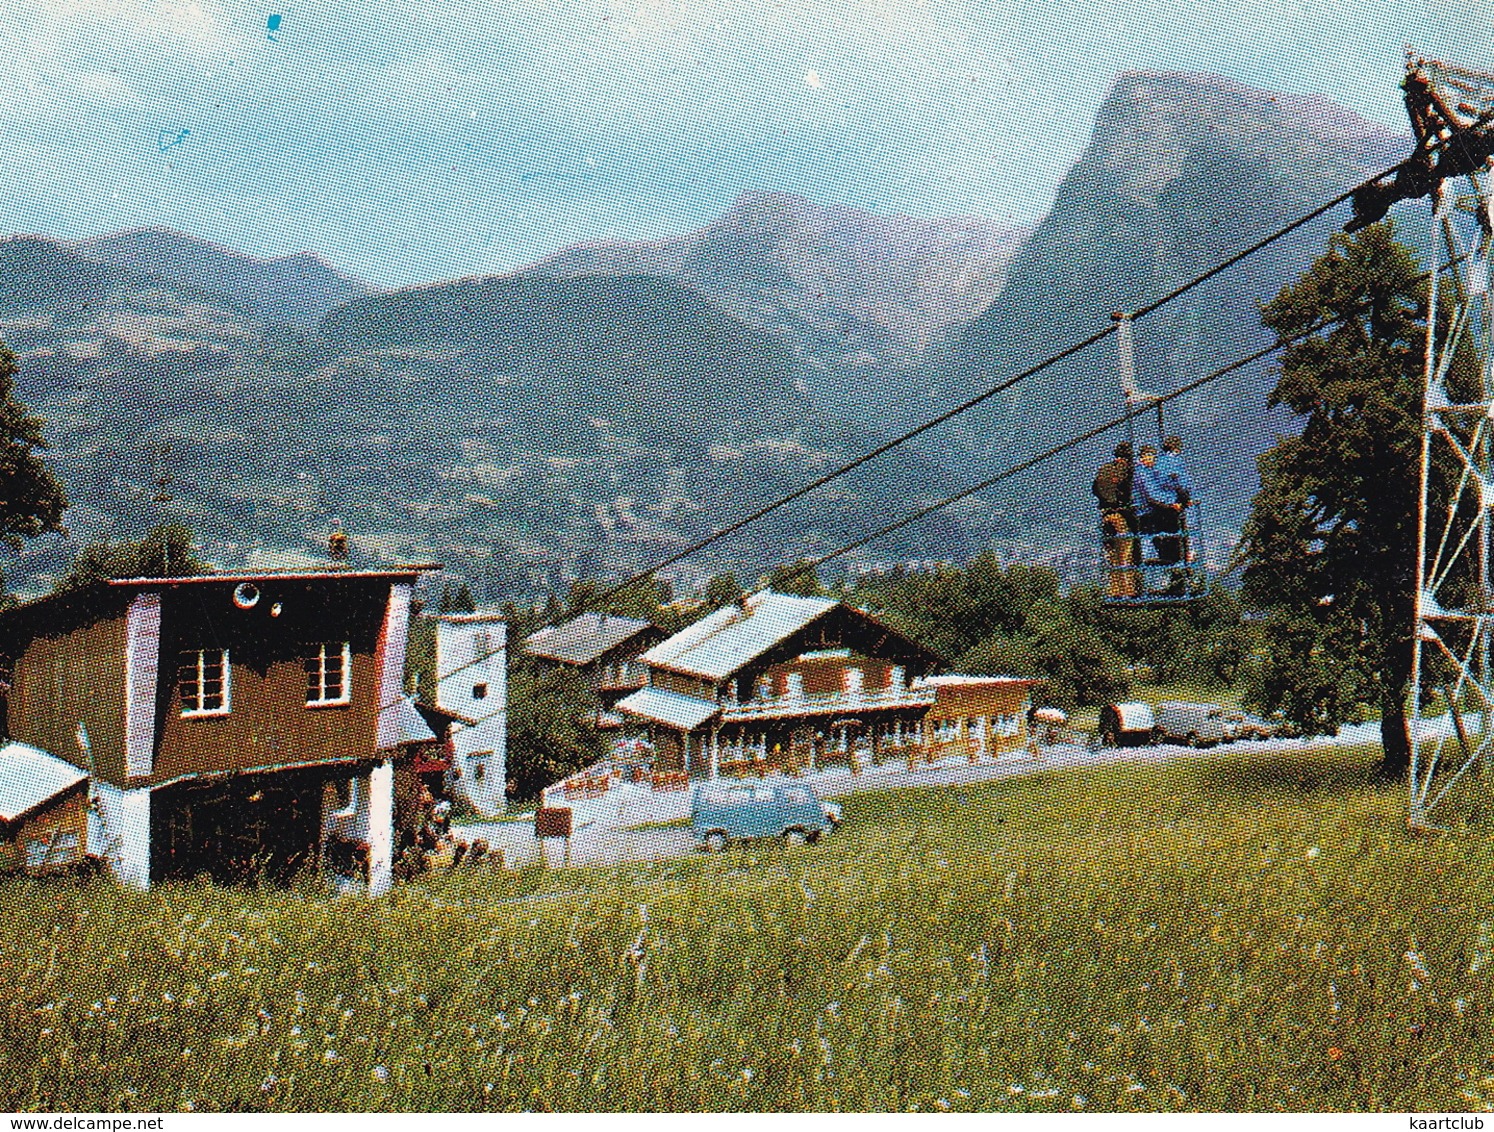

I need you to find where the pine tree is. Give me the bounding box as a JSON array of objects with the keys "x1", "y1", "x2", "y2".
[
  {"x1": 1239, "y1": 221, "x2": 1448, "y2": 776},
  {"x1": 0, "y1": 343, "x2": 66, "y2": 558}
]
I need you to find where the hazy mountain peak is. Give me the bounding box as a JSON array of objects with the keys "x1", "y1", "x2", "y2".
[
  {"x1": 945, "y1": 71, "x2": 1414, "y2": 534},
  {"x1": 1090, "y1": 70, "x2": 1407, "y2": 205},
  {"x1": 518, "y1": 188, "x2": 1033, "y2": 382},
  {"x1": 67, "y1": 227, "x2": 375, "y2": 324}
]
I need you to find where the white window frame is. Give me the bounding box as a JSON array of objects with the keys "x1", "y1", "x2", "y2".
[
  {"x1": 179, "y1": 648, "x2": 231, "y2": 717},
  {"x1": 305, "y1": 641, "x2": 353, "y2": 707}
]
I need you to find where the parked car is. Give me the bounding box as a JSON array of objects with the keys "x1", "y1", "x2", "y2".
[
  {"x1": 1212, "y1": 708, "x2": 1271, "y2": 741},
  {"x1": 692, "y1": 781, "x2": 838, "y2": 851},
  {"x1": 1151, "y1": 702, "x2": 1234, "y2": 746}
]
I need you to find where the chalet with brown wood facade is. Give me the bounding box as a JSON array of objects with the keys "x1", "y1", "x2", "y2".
[
  {"x1": 614, "y1": 591, "x2": 1037, "y2": 777},
  {"x1": 0, "y1": 567, "x2": 434, "y2": 891},
  {"x1": 524, "y1": 612, "x2": 665, "y2": 727}
]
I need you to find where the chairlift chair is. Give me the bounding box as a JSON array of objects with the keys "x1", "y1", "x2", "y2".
[{"x1": 1098, "y1": 313, "x2": 1211, "y2": 607}]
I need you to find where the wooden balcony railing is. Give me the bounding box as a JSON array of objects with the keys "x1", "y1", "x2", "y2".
[{"x1": 722, "y1": 684, "x2": 935, "y2": 723}]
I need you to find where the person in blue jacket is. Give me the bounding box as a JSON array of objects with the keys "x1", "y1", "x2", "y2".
[
  {"x1": 1155, "y1": 436, "x2": 1193, "y2": 507},
  {"x1": 1155, "y1": 436, "x2": 1193, "y2": 566},
  {"x1": 1133, "y1": 444, "x2": 1183, "y2": 566}
]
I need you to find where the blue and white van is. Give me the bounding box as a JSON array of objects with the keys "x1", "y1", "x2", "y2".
[{"x1": 692, "y1": 781, "x2": 840, "y2": 852}]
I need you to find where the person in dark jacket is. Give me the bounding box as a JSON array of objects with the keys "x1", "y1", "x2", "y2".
[
  {"x1": 1134, "y1": 444, "x2": 1184, "y2": 566},
  {"x1": 1092, "y1": 442, "x2": 1138, "y2": 597}
]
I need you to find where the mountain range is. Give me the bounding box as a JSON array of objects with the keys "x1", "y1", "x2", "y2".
[{"x1": 0, "y1": 70, "x2": 1418, "y2": 600}]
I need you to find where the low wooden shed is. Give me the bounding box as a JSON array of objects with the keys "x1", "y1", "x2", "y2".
[{"x1": 0, "y1": 741, "x2": 89, "y2": 874}]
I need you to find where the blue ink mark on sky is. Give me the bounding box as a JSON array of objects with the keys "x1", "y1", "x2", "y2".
[
  {"x1": 157, "y1": 128, "x2": 190, "y2": 152},
  {"x1": 267, "y1": 13, "x2": 281, "y2": 41}
]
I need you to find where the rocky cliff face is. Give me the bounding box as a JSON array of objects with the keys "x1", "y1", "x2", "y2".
[{"x1": 943, "y1": 71, "x2": 1410, "y2": 536}]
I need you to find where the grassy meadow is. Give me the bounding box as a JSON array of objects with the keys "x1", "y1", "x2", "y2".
[{"x1": 2, "y1": 743, "x2": 1494, "y2": 1112}]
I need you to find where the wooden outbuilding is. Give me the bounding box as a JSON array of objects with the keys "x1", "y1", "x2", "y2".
[
  {"x1": 0, "y1": 741, "x2": 90, "y2": 874},
  {"x1": 0, "y1": 567, "x2": 437, "y2": 891}
]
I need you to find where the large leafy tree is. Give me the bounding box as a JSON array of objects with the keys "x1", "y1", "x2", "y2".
[
  {"x1": 851, "y1": 553, "x2": 1060, "y2": 662},
  {"x1": 1239, "y1": 222, "x2": 1438, "y2": 776},
  {"x1": 505, "y1": 664, "x2": 606, "y2": 802},
  {"x1": 956, "y1": 598, "x2": 1130, "y2": 711},
  {"x1": 0, "y1": 344, "x2": 66, "y2": 556}
]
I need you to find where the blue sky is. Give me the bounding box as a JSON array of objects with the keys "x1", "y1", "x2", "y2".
[{"x1": 1, "y1": 0, "x2": 1488, "y2": 286}]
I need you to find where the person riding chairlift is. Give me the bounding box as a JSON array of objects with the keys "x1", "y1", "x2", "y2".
[
  {"x1": 1155, "y1": 435, "x2": 1194, "y2": 564},
  {"x1": 1132, "y1": 444, "x2": 1184, "y2": 569},
  {"x1": 1092, "y1": 442, "x2": 1138, "y2": 598}
]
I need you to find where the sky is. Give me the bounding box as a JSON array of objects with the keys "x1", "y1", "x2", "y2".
[{"x1": 0, "y1": 0, "x2": 1490, "y2": 286}]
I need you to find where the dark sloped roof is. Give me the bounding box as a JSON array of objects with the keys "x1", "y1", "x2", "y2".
[{"x1": 525, "y1": 612, "x2": 659, "y2": 667}]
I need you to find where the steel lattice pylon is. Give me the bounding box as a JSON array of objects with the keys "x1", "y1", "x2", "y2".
[{"x1": 1408, "y1": 56, "x2": 1494, "y2": 830}]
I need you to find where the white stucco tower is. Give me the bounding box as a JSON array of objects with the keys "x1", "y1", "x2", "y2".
[{"x1": 435, "y1": 612, "x2": 507, "y2": 815}]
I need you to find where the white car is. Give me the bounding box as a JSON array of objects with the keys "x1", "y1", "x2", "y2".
[{"x1": 1151, "y1": 702, "x2": 1232, "y2": 746}]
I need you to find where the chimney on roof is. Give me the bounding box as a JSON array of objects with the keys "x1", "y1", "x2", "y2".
[{"x1": 328, "y1": 518, "x2": 349, "y2": 567}]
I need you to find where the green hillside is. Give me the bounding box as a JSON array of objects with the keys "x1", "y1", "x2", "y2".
[
  {"x1": 0, "y1": 743, "x2": 1484, "y2": 1112},
  {"x1": 0, "y1": 240, "x2": 972, "y2": 597}
]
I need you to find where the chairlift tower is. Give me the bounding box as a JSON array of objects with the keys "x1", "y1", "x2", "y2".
[{"x1": 1396, "y1": 53, "x2": 1494, "y2": 829}]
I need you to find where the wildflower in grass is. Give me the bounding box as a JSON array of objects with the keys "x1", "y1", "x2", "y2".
[
  {"x1": 1406, "y1": 948, "x2": 1432, "y2": 982},
  {"x1": 1327, "y1": 1047, "x2": 1345, "y2": 1061},
  {"x1": 260, "y1": 1076, "x2": 277, "y2": 1094},
  {"x1": 1072, "y1": 1096, "x2": 1087, "y2": 1109}
]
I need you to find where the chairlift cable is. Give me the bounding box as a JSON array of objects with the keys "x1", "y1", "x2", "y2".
[
  {"x1": 398, "y1": 161, "x2": 1409, "y2": 702},
  {"x1": 585, "y1": 162, "x2": 1401, "y2": 613},
  {"x1": 757, "y1": 317, "x2": 1344, "y2": 595},
  {"x1": 441, "y1": 318, "x2": 1343, "y2": 733}
]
